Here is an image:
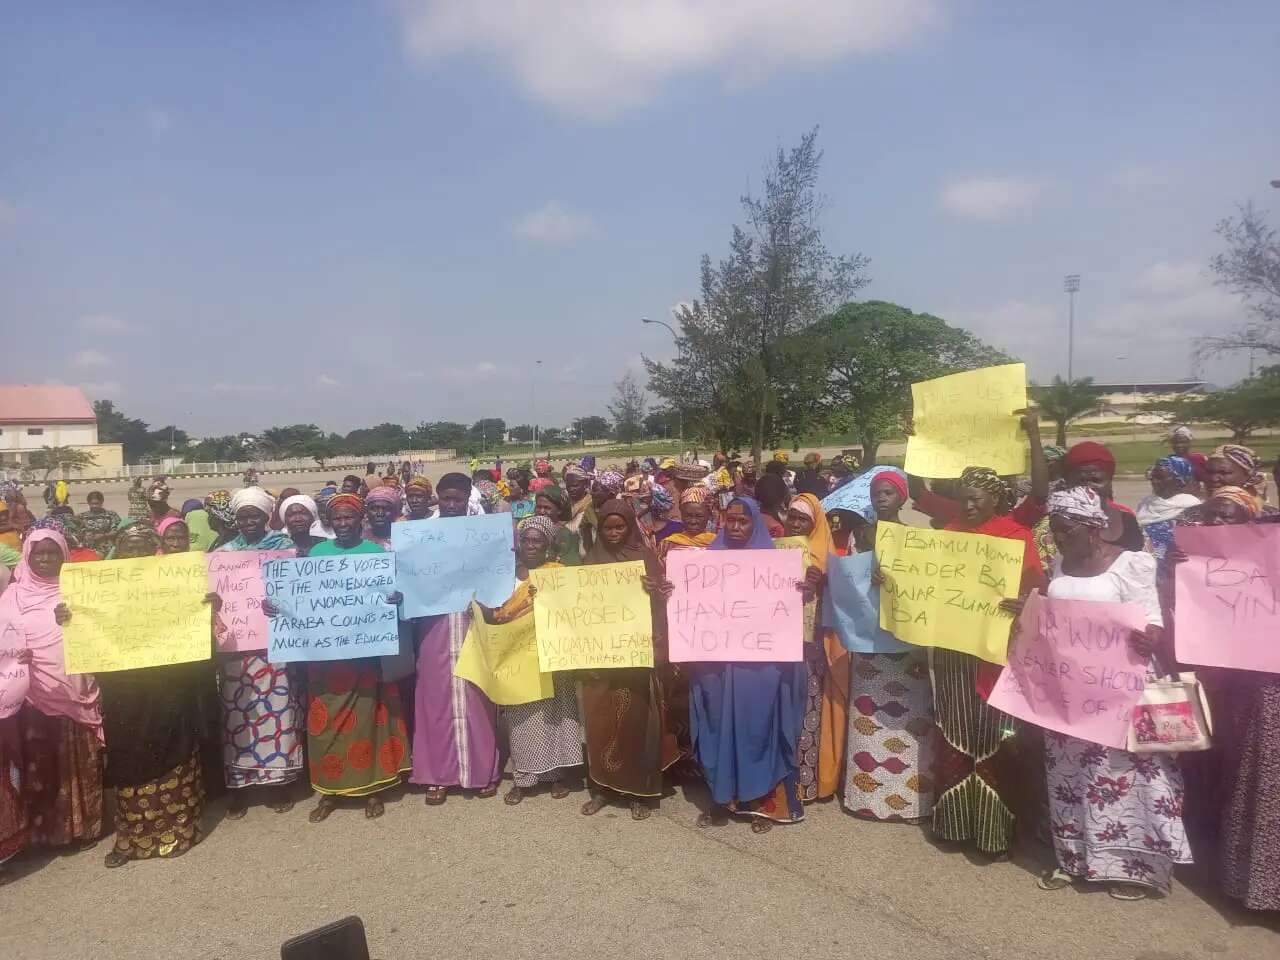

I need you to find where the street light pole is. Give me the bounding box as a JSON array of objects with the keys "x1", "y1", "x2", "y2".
[
  {"x1": 530, "y1": 359, "x2": 542, "y2": 462},
  {"x1": 641, "y1": 316, "x2": 683, "y2": 453},
  {"x1": 1063, "y1": 275, "x2": 1081, "y2": 381}
]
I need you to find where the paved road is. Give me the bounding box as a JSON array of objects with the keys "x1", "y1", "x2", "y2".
[{"x1": 3, "y1": 778, "x2": 1276, "y2": 960}]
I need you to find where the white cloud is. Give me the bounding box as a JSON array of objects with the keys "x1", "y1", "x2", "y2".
[
  {"x1": 938, "y1": 176, "x2": 1044, "y2": 222},
  {"x1": 78, "y1": 313, "x2": 137, "y2": 334},
  {"x1": 70, "y1": 348, "x2": 111, "y2": 369},
  {"x1": 398, "y1": 0, "x2": 942, "y2": 119},
  {"x1": 318, "y1": 374, "x2": 342, "y2": 388},
  {"x1": 143, "y1": 107, "x2": 174, "y2": 136},
  {"x1": 78, "y1": 380, "x2": 124, "y2": 398},
  {"x1": 1134, "y1": 260, "x2": 1203, "y2": 298},
  {"x1": 511, "y1": 202, "x2": 596, "y2": 245}
]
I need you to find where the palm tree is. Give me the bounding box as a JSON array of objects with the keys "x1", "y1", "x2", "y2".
[{"x1": 1030, "y1": 376, "x2": 1103, "y2": 446}]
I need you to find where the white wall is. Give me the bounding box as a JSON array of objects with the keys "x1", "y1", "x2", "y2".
[{"x1": 0, "y1": 421, "x2": 99, "y2": 452}]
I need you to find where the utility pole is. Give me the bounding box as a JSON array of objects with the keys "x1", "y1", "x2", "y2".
[
  {"x1": 641, "y1": 316, "x2": 683, "y2": 454},
  {"x1": 1064, "y1": 274, "x2": 1081, "y2": 381}
]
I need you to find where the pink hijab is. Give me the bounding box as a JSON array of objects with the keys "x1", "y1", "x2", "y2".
[
  {"x1": 0, "y1": 528, "x2": 103, "y2": 738},
  {"x1": 155, "y1": 516, "x2": 184, "y2": 538}
]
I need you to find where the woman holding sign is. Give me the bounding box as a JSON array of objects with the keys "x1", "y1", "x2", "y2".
[
  {"x1": 2, "y1": 526, "x2": 104, "y2": 854},
  {"x1": 690, "y1": 496, "x2": 807, "y2": 833},
  {"x1": 488, "y1": 515, "x2": 584, "y2": 806},
  {"x1": 1036, "y1": 488, "x2": 1190, "y2": 900},
  {"x1": 84, "y1": 519, "x2": 209, "y2": 867},
  {"x1": 215, "y1": 487, "x2": 305, "y2": 819},
  {"x1": 580, "y1": 499, "x2": 681, "y2": 820},
  {"x1": 932, "y1": 467, "x2": 1044, "y2": 858}
]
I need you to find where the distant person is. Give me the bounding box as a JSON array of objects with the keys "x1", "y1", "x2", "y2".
[
  {"x1": 341, "y1": 475, "x2": 362, "y2": 494},
  {"x1": 75, "y1": 491, "x2": 120, "y2": 556},
  {"x1": 146, "y1": 480, "x2": 180, "y2": 522},
  {"x1": 126, "y1": 477, "x2": 148, "y2": 518},
  {"x1": 1168, "y1": 425, "x2": 1207, "y2": 486}
]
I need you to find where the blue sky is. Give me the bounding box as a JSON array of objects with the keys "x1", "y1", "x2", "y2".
[{"x1": 3, "y1": 1, "x2": 1278, "y2": 436}]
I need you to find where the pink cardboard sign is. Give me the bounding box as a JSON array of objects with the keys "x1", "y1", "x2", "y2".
[
  {"x1": 1174, "y1": 523, "x2": 1280, "y2": 674},
  {"x1": 988, "y1": 592, "x2": 1148, "y2": 749},
  {"x1": 208, "y1": 550, "x2": 294, "y2": 653},
  {"x1": 665, "y1": 548, "x2": 805, "y2": 663}
]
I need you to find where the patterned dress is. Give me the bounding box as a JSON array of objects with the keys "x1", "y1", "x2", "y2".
[
  {"x1": 1217, "y1": 671, "x2": 1280, "y2": 910},
  {"x1": 1045, "y1": 551, "x2": 1191, "y2": 891},
  {"x1": 843, "y1": 650, "x2": 935, "y2": 821}
]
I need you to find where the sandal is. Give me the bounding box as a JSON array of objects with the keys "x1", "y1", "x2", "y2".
[
  {"x1": 103, "y1": 851, "x2": 129, "y2": 869},
  {"x1": 504, "y1": 786, "x2": 524, "y2": 806},
  {"x1": 696, "y1": 811, "x2": 725, "y2": 829},
  {"x1": 1108, "y1": 883, "x2": 1151, "y2": 901},
  {"x1": 550, "y1": 780, "x2": 570, "y2": 800},
  {"x1": 364, "y1": 796, "x2": 385, "y2": 820},
  {"x1": 423, "y1": 786, "x2": 447, "y2": 806},
  {"x1": 1037, "y1": 868, "x2": 1075, "y2": 891},
  {"x1": 225, "y1": 800, "x2": 248, "y2": 821},
  {"x1": 308, "y1": 798, "x2": 337, "y2": 823},
  {"x1": 475, "y1": 785, "x2": 498, "y2": 799},
  {"x1": 580, "y1": 796, "x2": 607, "y2": 817},
  {"x1": 750, "y1": 819, "x2": 773, "y2": 834},
  {"x1": 271, "y1": 800, "x2": 295, "y2": 814},
  {"x1": 630, "y1": 800, "x2": 651, "y2": 821}
]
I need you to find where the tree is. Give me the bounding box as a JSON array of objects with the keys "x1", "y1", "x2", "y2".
[
  {"x1": 343, "y1": 423, "x2": 409, "y2": 456},
  {"x1": 144, "y1": 426, "x2": 190, "y2": 460},
  {"x1": 184, "y1": 435, "x2": 244, "y2": 462},
  {"x1": 29, "y1": 445, "x2": 97, "y2": 480},
  {"x1": 542, "y1": 427, "x2": 563, "y2": 445},
  {"x1": 1200, "y1": 202, "x2": 1280, "y2": 362},
  {"x1": 93, "y1": 399, "x2": 153, "y2": 462},
  {"x1": 1137, "y1": 369, "x2": 1280, "y2": 440},
  {"x1": 410, "y1": 421, "x2": 468, "y2": 450},
  {"x1": 468, "y1": 419, "x2": 506, "y2": 447},
  {"x1": 1030, "y1": 377, "x2": 1104, "y2": 446},
  {"x1": 780, "y1": 301, "x2": 1013, "y2": 463},
  {"x1": 609, "y1": 373, "x2": 647, "y2": 448},
  {"x1": 643, "y1": 407, "x2": 681, "y2": 439},
  {"x1": 571, "y1": 416, "x2": 611, "y2": 441},
  {"x1": 508, "y1": 424, "x2": 534, "y2": 443},
  {"x1": 645, "y1": 128, "x2": 869, "y2": 463},
  {"x1": 257, "y1": 424, "x2": 324, "y2": 459}
]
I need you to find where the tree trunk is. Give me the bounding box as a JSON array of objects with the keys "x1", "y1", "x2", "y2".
[
  {"x1": 753, "y1": 400, "x2": 766, "y2": 467},
  {"x1": 861, "y1": 433, "x2": 880, "y2": 467},
  {"x1": 1056, "y1": 421, "x2": 1068, "y2": 447}
]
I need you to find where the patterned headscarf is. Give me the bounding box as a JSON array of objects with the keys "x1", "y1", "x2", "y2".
[
  {"x1": 958, "y1": 466, "x2": 1015, "y2": 514},
  {"x1": 1211, "y1": 444, "x2": 1267, "y2": 497},
  {"x1": 1048, "y1": 486, "x2": 1109, "y2": 528},
  {"x1": 563, "y1": 464, "x2": 589, "y2": 482},
  {"x1": 496, "y1": 479, "x2": 513, "y2": 499},
  {"x1": 534, "y1": 484, "x2": 571, "y2": 522},
  {"x1": 517, "y1": 515, "x2": 557, "y2": 542},
  {"x1": 1042, "y1": 445, "x2": 1066, "y2": 464},
  {"x1": 205, "y1": 490, "x2": 234, "y2": 525},
  {"x1": 475, "y1": 480, "x2": 501, "y2": 511},
  {"x1": 650, "y1": 485, "x2": 673, "y2": 514},
  {"x1": 108, "y1": 516, "x2": 159, "y2": 559},
  {"x1": 772, "y1": 450, "x2": 789, "y2": 463},
  {"x1": 327, "y1": 492, "x2": 364, "y2": 514},
  {"x1": 1170, "y1": 424, "x2": 1194, "y2": 442},
  {"x1": 529, "y1": 477, "x2": 553, "y2": 494},
  {"x1": 405, "y1": 475, "x2": 433, "y2": 493},
  {"x1": 364, "y1": 485, "x2": 402, "y2": 516},
  {"x1": 1209, "y1": 485, "x2": 1262, "y2": 519},
  {"x1": 1155, "y1": 455, "x2": 1194, "y2": 484},
  {"x1": 712, "y1": 467, "x2": 733, "y2": 492},
  {"x1": 535, "y1": 459, "x2": 551, "y2": 474},
  {"x1": 597, "y1": 471, "x2": 624, "y2": 495},
  {"x1": 680, "y1": 485, "x2": 708, "y2": 505}
]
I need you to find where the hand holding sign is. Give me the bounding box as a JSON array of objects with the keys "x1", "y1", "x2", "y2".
[{"x1": 208, "y1": 550, "x2": 292, "y2": 653}]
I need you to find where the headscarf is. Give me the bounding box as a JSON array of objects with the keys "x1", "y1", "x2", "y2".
[
  {"x1": 147, "y1": 479, "x2": 170, "y2": 503},
  {"x1": 155, "y1": 515, "x2": 186, "y2": 538},
  {"x1": 535, "y1": 459, "x2": 551, "y2": 475},
  {"x1": 0, "y1": 527, "x2": 102, "y2": 735},
  {"x1": 580, "y1": 455, "x2": 596, "y2": 473},
  {"x1": 268, "y1": 486, "x2": 301, "y2": 530},
  {"x1": 279, "y1": 493, "x2": 329, "y2": 539},
  {"x1": 1210, "y1": 485, "x2": 1262, "y2": 519},
  {"x1": 328, "y1": 492, "x2": 364, "y2": 514},
  {"x1": 475, "y1": 480, "x2": 502, "y2": 511},
  {"x1": 1211, "y1": 444, "x2": 1267, "y2": 496},
  {"x1": 958, "y1": 467, "x2": 1015, "y2": 514},
  {"x1": 1170, "y1": 424, "x2": 1194, "y2": 442},
  {"x1": 517, "y1": 515, "x2": 558, "y2": 543},
  {"x1": 535, "y1": 484, "x2": 572, "y2": 522},
  {"x1": 180, "y1": 498, "x2": 203, "y2": 515},
  {"x1": 205, "y1": 490, "x2": 234, "y2": 525},
  {"x1": 870, "y1": 470, "x2": 908, "y2": 502},
  {"x1": 712, "y1": 467, "x2": 733, "y2": 492},
  {"x1": 583, "y1": 499, "x2": 652, "y2": 565},
  {"x1": 1048, "y1": 487, "x2": 1109, "y2": 528},
  {"x1": 563, "y1": 464, "x2": 589, "y2": 482},
  {"x1": 1063, "y1": 441, "x2": 1116, "y2": 478},
  {"x1": 529, "y1": 477, "x2": 554, "y2": 494},
  {"x1": 1155, "y1": 455, "x2": 1194, "y2": 485},
  {"x1": 680, "y1": 485, "x2": 709, "y2": 505},
  {"x1": 772, "y1": 450, "x2": 789, "y2": 463},
  {"x1": 405, "y1": 475, "x2": 433, "y2": 494},
  {"x1": 365, "y1": 485, "x2": 402, "y2": 515},
  {"x1": 496, "y1": 479, "x2": 513, "y2": 499},
  {"x1": 184, "y1": 508, "x2": 217, "y2": 551},
  {"x1": 597, "y1": 471, "x2": 624, "y2": 495},
  {"x1": 802, "y1": 452, "x2": 822, "y2": 468},
  {"x1": 650, "y1": 484, "x2": 674, "y2": 515},
  {"x1": 108, "y1": 516, "x2": 162, "y2": 559},
  {"x1": 789, "y1": 492, "x2": 833, "y2": 573},
  {"x1": 622, "y1": 474, "x2": 648, "y2": 496},
  {"x1": 230, "y1": 486, "x2": 276, "y2": 519},
  {"x1": 1041, "y1": 445, "x2": 1066, "y2": 465},
  {"x1": 710, "y1": 496, "x2": 777, "y2": 551}
]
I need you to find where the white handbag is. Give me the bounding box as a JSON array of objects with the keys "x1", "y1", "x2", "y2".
[{"x1": 1127, "y1": 672, "x2": 1214, "y2": 753}]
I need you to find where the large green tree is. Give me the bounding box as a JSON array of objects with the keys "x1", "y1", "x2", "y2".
[
  {"x1": 779, "y1": 301, "x2": 1012, "y2": 463},
  {"x1": 93, "y1": 399, "x2": 152, "y2": 461},
  {"x1": 343, "y1": 423, "x2": 409, "y2": 456},
  {"x1": 645, "y1": 128, "x2": 869, "y2": 463},
  {"x1": 1030, "y1": 377, "x2": 1104, "y2": 446},
  {"x1": 1200, "y1": 202, "x2": 1280, "y2": 361},
  {"x1": 571, "y1": 416, "x2": 611, "y2": 441},
  {"x1": 609, "y1": 373, "x2": 647, "y2": 448}
]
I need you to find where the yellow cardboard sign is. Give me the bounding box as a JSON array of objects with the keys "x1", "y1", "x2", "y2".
[
  {"x1": 773, "y1": 536, "x2": 816, "y2": 641},
  {"x1": 453, "y1": 603, "x2": 554, "y2": 705},
  {"x1": 530, "y1": 560, "x2": 654, "y2": 671},
  {"x1": 875, "y1": 521, "x2": 1023, "y2": 664},
  {"x1": 904, "y1": 362, "x2": 1027, "y2": 478},
  {"x1": 60, "y1": 554, "x2": 212, "y2": 674}
]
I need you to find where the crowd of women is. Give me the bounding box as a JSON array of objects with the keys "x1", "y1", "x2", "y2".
[{"x1": 0, "y1": 423, "x2": 1276, "y2": 915}]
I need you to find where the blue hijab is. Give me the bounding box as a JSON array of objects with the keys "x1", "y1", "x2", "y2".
[{"x1": 709, "y1": 496, "x2": 777, "y2": 551}]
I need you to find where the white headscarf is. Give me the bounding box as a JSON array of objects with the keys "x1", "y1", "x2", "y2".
[
  {"x1": 1047, "y1": 487, "x2": 1108, "y2": 528},
  {"x1": 229, "y1": 486, "x2": 276, "y2": 519},
  {"x1": 277, "y1": 493, "x2": 334, "y2": 539}
]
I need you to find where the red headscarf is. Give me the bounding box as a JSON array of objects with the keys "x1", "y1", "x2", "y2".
[{"x1": 1063, "y1": 441, "x2": 1116, "y2": 478}]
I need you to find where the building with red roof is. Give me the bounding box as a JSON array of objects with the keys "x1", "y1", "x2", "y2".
[{"x1": 0, "y1": 384, "x2": 123, "y2": 473}]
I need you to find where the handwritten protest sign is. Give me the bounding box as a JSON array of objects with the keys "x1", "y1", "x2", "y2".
[
  {"x1": 454, "y1": 603, "x2": 553, "y2": 705},
  {"x1": 875, "y1": 521, "x2": 1023, "y2": 664},
  {"x1": 0, "y1": 643, "x2": 29, "y2": 719},
  {"x1": 262, "y1": 554, "x2": 400, "y2": 663},
  {"x1": 820, "y1": 465, "x2": 906, "y2": 518},
  {"x1": 208, "y1": 550, "x2": 292, "y2": 652},
  {"x1": 392, "y1": 514, "x2": 516, "y2": 617},
  {"x1": 529, "y1": 561, "x2": 653, "y2": 671},
  {"x1": 988, "y1": 593, "x2": 1148, "y2": 748},
  {"x1": 666, "y1": 549, "x2": 804, "y2": 663},
  {"x1": 822, "y1": 551, "x2": 913, "y2": 654},
  {"x1": 904, "y1": 363, "x2": 1027, "y2": 478},
  {"x1": 774, "y1": 536, "x2": 817, "y2": 640},
  {"x1": 1174, "y1": 523, "x2": 1280, "y2": 674},
  {"x1": 60, "y1": 555, "x2": 211, "y2": 674}
]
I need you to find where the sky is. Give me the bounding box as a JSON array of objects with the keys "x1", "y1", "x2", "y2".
[{"x1": 3, "y1": 1, "x2": 1279, "y2": 437}]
